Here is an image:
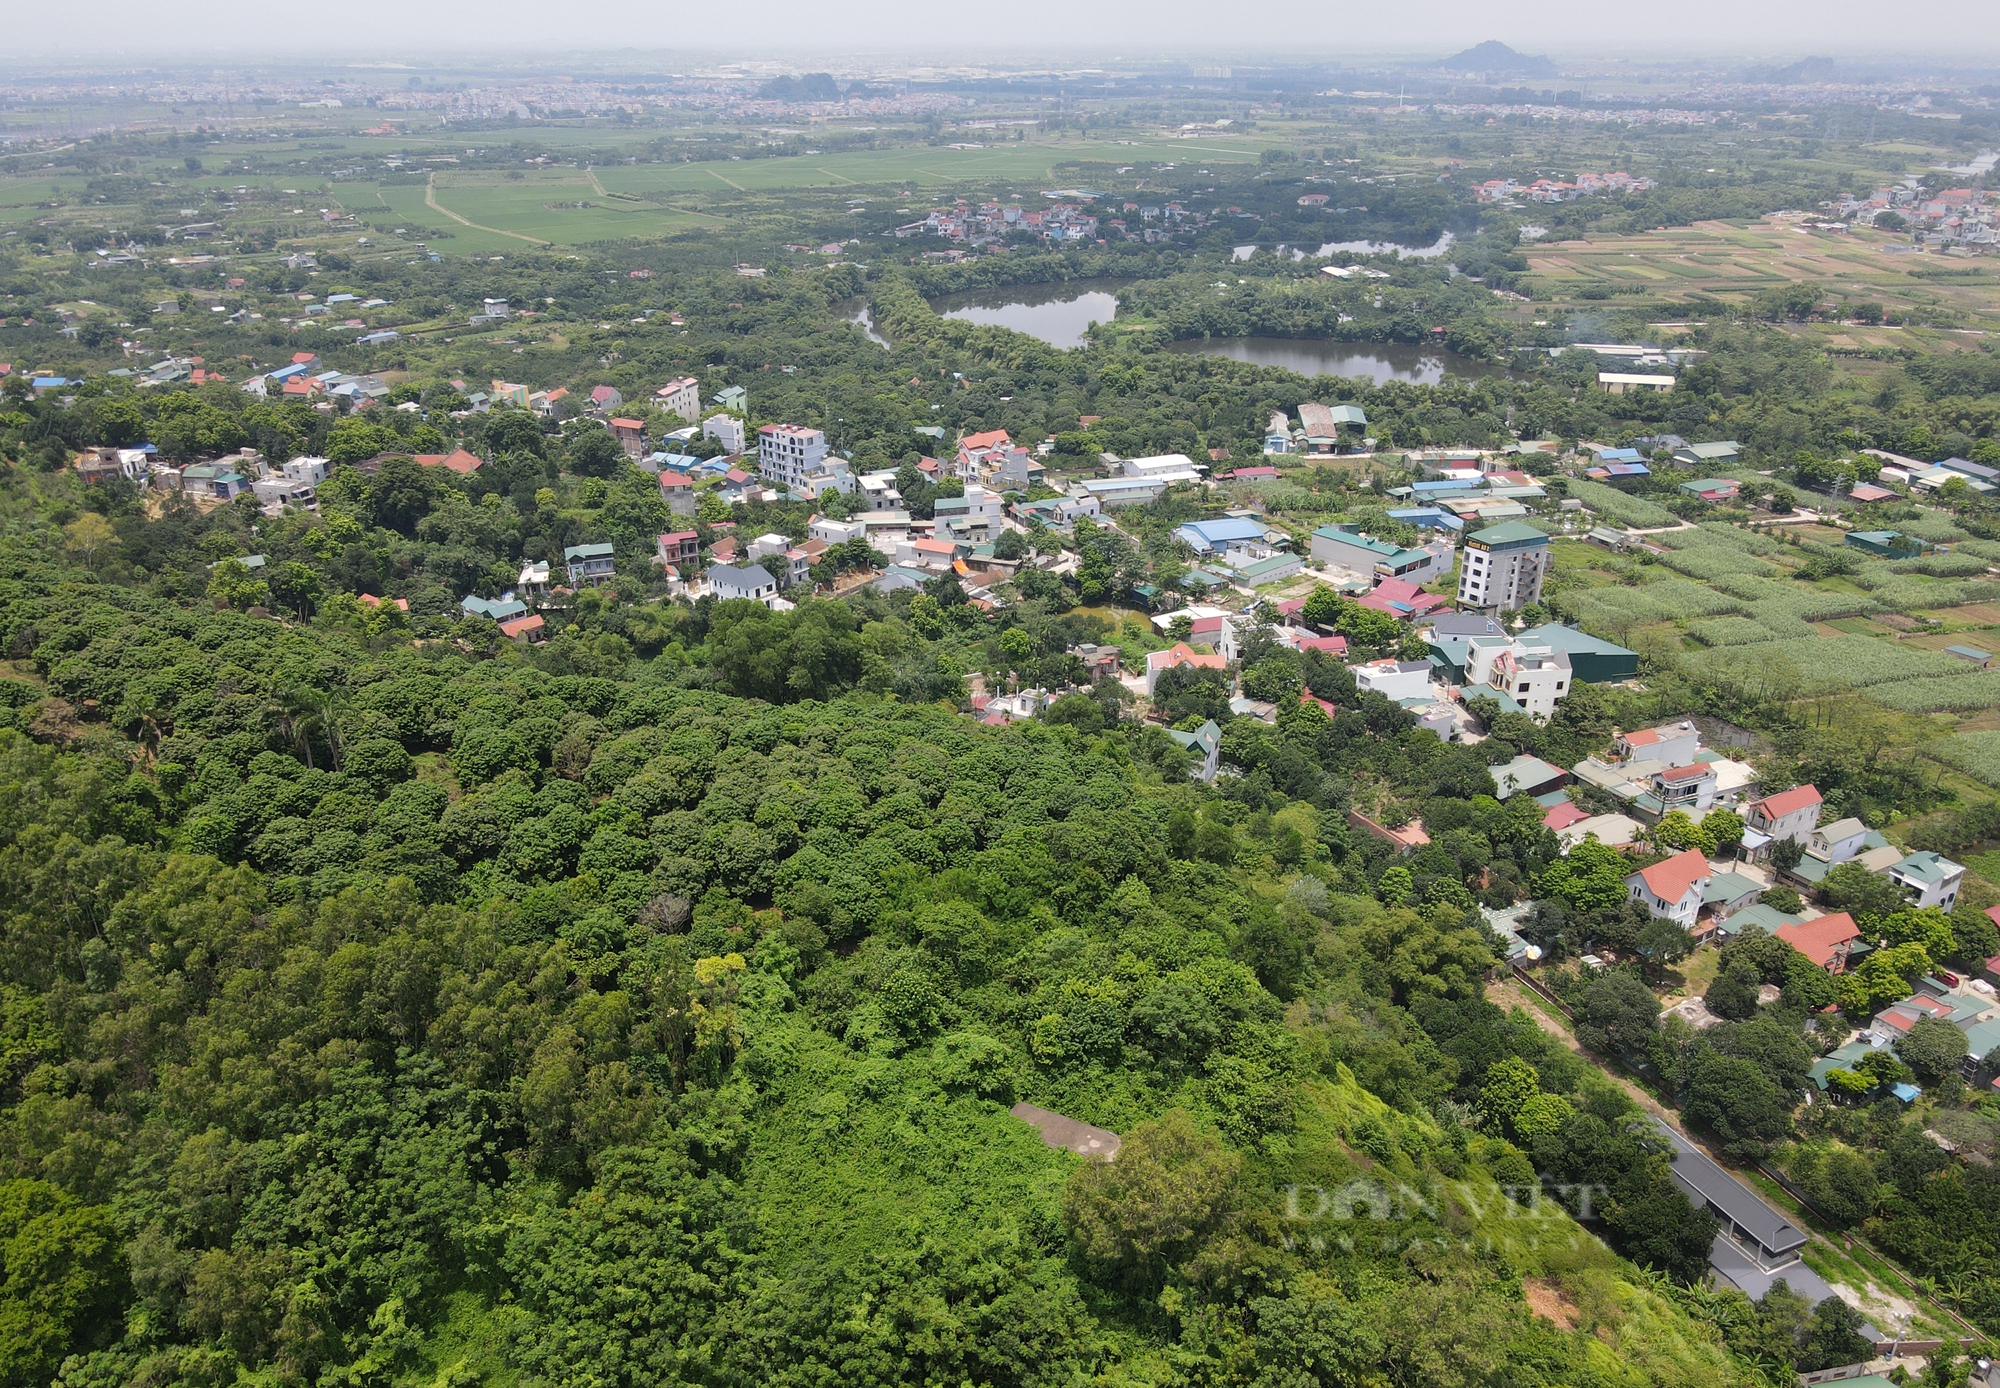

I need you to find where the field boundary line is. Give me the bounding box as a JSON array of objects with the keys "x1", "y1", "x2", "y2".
[
  {"x1": 425, "y1": 173, "x2": 550, "y2": 246},
  {"x1": 705, "y1": 168, "x2": 746, "y2": 191}
]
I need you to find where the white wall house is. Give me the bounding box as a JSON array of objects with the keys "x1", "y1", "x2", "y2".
[
  {"x1": 654, "y1": 376, "x2": 701, "y2": 423},
  {"x1": 1463, "y1": 638, "x2": 1571, "y2": 720},
  {"x1": 1351, "y1": 660, "x2": 1433, "y2": 703},
  {"x1": 703, "y1": 414, "x2": 746, "y2": 453},
  {"x1": 1745, "y1": 785, "x2": 1822, "y2": 845},
  {"x1": 1625, "y1": 848, "x2": 1711, "y2": 928},
  {"x1": 1888, "y1": 851, "x2": 1965, "y2": 910},
  {"x1": 708, "y1": 562, "x2": 782, "y2": 606}
]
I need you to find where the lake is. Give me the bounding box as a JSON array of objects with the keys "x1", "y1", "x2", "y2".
[
  {"x1": 930, "y1": 279, "x2": 1127, "y2": 349},
  {"x1": 1163, "y1": 336, "x2": 1518, "y2": 385}
]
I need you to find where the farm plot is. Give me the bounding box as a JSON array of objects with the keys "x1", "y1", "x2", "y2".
[
  {"x1": 1919, "y1": 729, "x2": 2000, "y2": 787},
  {"x1": 1851, "y1": 574, "x2": 2000, "y2": 612},
  {"x1": 1873, "y1": 673, "x2": 2000, "y2": 715},
  {"x1": 1654, "y1": 546, "x2": 1782, "y2": 581},
  {"x1": 1566, "y1": 479, "x2": 1678, "y2": 528},
  {"x1": 1687, "y1": 615, "x2": 1781, "y2": 647},
  {"x1": 1677, "y1": 634, "x2": 1980, "y2": 695},
  {"x1": 1557, "y1": 578, "x2": 1744, "y2": 630}
]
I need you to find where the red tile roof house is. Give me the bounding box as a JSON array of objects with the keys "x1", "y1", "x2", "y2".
[
  {"x1": 415, "y1": 449, "x2": 485, "y2": 476},
  {"x1": 1544, "y1": 800, "x2": 1591, "y2": 833},
  {"x1": 609, "y1": 418, "x2": 646, "y2": 457},
  {"x1": 658, "y1": 470, "x2": 695, "y2": 515},
  {"x1": 656, "y1": 531, "x2": 700, "y2": 566},
  {"x1": 1775, "y1": 912, "x2": 1862, "y2": 974},
  {"x1": 499, "y1": 613, "x2": 547, "y2": 643},
  {"x1": 1624, "y1": 847, "x2": 1712, "y2": 928},
  {"x1": 588, "y1": 385, "x2": 623, "y2": 412},
  {"x1": 1744, "y1": 785, "x2": 1822, "y2": 852},
  {"x1": 1144, "y1": 643, "x2": 1227, "y2": 695}
]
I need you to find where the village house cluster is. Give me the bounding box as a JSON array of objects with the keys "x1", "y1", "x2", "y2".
[
  {"x1": 896, "y1": 200, "x2": 1099, "y2": 244},
  {"x1": 1473, "y1": 171, "x2": 1658, "y2": 203},
  {"x1": 1830, "y1": 180, "x2": 2000, "y2": 250}
]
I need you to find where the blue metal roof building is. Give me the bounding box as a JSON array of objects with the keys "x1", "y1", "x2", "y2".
[{"x1": 1173, "y1": 517, "x2": 1269, "y2": 555}]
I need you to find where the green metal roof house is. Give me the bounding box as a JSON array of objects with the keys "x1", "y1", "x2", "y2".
[
  {"x1": 1844, "y1": 529, "x2": 1928, "y2": 559},
  {"x1": 1516, "y1": 623, "x2": 1639, "y2": 683},
  {"x1": 1671, "y1": 441, "x2": 1741, "y2": 470},
  {"x1": 1166, "y1": 720, "x2": 1222, "y2": 782}
]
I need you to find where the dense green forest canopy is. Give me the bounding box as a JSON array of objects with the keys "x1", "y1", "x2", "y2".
[{"x1": 1, "y1": 106, "x2": 1998, "y2": 1387}]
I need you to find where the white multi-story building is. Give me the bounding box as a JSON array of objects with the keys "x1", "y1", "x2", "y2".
[
  {"x1": 757, "y1": 424, "x2": 828, "y2": 491},
  {"x1": 748, "y1": 533, "x2": 813, "y2": 589},
  {"x1": 1463, "y1": 637, "x2": 1572, "y2": 720},
  {"x1": 934, "y1": 484, "x2": 1005, "y2": 535},
  {"x1": 703, "y1": 414, "x2": 746, "y2": 453},
  {"x1": 810, "y1": 517, "x2": 868, "y2": 546},
  {"x1": 654, "y1": 376, "x2": 701, "y2": 423},
  {"x1": 1351, "y1": 660, "x2": 1433, "y2": 703},
  {"x1": 1458, "y1": 520, "x2": 1550, "y2": 613}
]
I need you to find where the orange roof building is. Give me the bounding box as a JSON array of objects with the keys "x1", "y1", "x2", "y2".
[
  {"x1": 415, "y1": 449, "x2": 484, "y2": 475},
  {"x1": 1775, "y1": 913, "x2": 1861, "y2": 973},
  {"x1": 1624, "y1": 847, "x2": 1712, "y2": 928}
]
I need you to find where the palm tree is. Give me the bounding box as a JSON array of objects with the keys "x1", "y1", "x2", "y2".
[
  {"x1": 271, "y1": 684, "x2": 344, "y2": 771},
  {"x1": 118, "y1": 691, "x2": 171, "y2": 765}
]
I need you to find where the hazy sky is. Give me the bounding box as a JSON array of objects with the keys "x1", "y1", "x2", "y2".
[{"x1": 10, "y1": 0, "x2": 2000, "y2": 64}]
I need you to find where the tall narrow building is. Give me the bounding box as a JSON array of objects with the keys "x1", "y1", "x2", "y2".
[{"x1": 1458, "y1": 521, "x2": 1550, "y2": 613}]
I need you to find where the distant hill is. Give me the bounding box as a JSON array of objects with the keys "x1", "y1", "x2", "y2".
[
  {"x1": 1433, "y1": 41, "x2": 1559, "y2": 78},
  {"x1": 757, "y1": 72, "x2": 843, "y2": 102},
  {"x1": 1748, "y1": 56, "x2": 1843, "y2": 85}
]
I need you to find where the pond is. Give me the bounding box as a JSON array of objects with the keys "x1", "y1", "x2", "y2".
[
  {"x1": 1162, "y1": 336, "x2": 1519, "y2": 386},
  {"x1": 929, "y1": 279, "x2": 1128, "y2": 349},
  {"x1": 847, "y1": 304, "x2": 891, "y2": 349}
]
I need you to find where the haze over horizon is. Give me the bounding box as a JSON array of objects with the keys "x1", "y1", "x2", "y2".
[{"x1": 6, "y1": 0, "x2": 1999, "y2": 65}]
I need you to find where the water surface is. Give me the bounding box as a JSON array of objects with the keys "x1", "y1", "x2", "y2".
[
  {"x1": 848, "y1": 305, "x2": 891, "y2": 348},
  {"x1": 1163, "y1": 336, "x2": 1518, "y2": 385},
  {"x1": 930, "y1": 279, "x2": 1128, "y2": 349}
]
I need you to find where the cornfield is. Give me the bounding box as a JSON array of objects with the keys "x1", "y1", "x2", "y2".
[
  {"x1": 1873, "y1": 674, "x2": 2000, "y2": 715},
  {"x1": 1677, "y1": 635, "x2": 1979, "y2": 694},
  {"x1": 1687, "y1": 616, "x2": 1779, "y2": 646},
  {"x1": 1887, "y1": 553, "x2": 1994, "y2": 578},
  {"x1": 1919, "y1": 729, "x2": 2000, "y2": 787},
  {"x1": 1568, "y1": 479, "x2": 1678, "y2": 528}
]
